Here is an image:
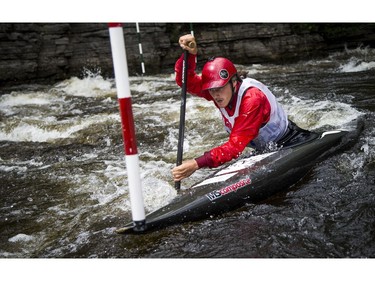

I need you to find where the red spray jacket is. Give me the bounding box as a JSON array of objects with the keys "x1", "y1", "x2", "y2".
[{"x1": 175, "y1": 53, "x2": 271, "y2": 168}]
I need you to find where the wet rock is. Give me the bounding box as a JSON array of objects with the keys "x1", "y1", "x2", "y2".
[{"x1": 0, "y1": 23, "x2": 374, "y2": 87}]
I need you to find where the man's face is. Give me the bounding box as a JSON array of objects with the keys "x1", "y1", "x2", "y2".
[{"x1": 209, "y1": 81, "x2": 236, "y2": 108}]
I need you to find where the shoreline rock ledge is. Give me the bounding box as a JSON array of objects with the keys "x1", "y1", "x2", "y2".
[{"x1": 1, "y1": 23, "x2": 374, "y2": 87}]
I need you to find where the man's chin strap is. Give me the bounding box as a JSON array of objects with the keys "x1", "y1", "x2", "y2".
[{"x1": 227, "y1": 79, "x2": 237, "y2": 110}]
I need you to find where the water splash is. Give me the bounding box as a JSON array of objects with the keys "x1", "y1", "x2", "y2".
[
  {"x1": 279, "y1": 95, "x2": 362, "y2": 130},
  {"x1": 337, "y1": 57, "x2": 375, "y2": 73},
  {"x1": 53, "y1": 68, "x2": 115, "y2": 97}
]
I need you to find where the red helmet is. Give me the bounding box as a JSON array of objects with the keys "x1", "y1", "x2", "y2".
[{"x1": 202, "y1": 57, "x2": 237, "y2": 91}]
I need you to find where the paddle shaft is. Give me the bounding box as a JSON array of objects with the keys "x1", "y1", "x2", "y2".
[{"x1": 175, "y1": 50, "x2": 189, "y2": 190}]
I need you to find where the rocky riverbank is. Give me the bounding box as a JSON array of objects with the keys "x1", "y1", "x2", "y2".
[{"x1": 1, "y1": 23, "x2": 374, "y2": 87}]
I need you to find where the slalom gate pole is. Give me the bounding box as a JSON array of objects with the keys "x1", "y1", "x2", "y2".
[
  {"x1": 136, "y1": 23, "x2": 146, "y2": 75},
  {"x1": 108, "y1": 23, "x2": 146, "y2": 231},
  {"x1": 190, "y1": 23, "x2": 194, "y2": 37}
]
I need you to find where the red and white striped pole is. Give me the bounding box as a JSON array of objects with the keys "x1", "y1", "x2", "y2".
[
  {"x1": 108, "y1": 23, "x2": 146, "y2": 231},
  {"x1": 135, "y1": 23, "x2": 146, "y2": 75}
]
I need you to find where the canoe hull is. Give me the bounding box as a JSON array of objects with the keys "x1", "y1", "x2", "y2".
[{"x1": 117, "y1": 120, "x2": 362, "y2": 234}]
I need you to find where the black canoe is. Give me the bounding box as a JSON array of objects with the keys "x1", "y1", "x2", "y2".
[{"x1": 117, "y1": 119, "x2": 363, "y2": 234}]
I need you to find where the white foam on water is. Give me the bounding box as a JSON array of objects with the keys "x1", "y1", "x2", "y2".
[
  {"x1": 0, "y1": 158, "x2": 44, "y2": 173},
  {"x1": 0, "y1": 113, "x2": 119, "y2": 142},
  {"x1": 8, "y1": 233, "x2": 35, "y2": 243},
  {"x1": 0, "y1": 165, "x2": 27, "y2": 173},
  {"x1": 140, "y1": 160, "x2": 177, "y2": 212},
  {"x1": 0, "y1": 91, "x2": 65, "y2": 116},
  {"x1": 338, "y1": 57, "x2": 375, "y2": 73},
  {"x1": 280, "y1": 95, "x2": 362, "y2": 130},
  {"x1": 0, "y1": 92, "x2": 52, "y2": 106},
  {"x1": 53, "y1": 70, "x2": 115, "y2": 97},
  {"x1": 59, "y1": 155, "x2": 176, "y2": 215}
]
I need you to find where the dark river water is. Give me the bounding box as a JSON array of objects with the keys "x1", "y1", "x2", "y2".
[{"x1": 0, "y1": 46, "x2": 374, "y2": 266}]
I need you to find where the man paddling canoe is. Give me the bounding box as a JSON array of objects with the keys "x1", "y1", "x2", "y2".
[{"x1": 172, "y1": 34, "x2": 315, "y2": 182}]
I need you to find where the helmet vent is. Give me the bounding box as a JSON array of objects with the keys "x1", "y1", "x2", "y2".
[{"x1": 219, "y1": 69, "x2": 229, "y2": 79}]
